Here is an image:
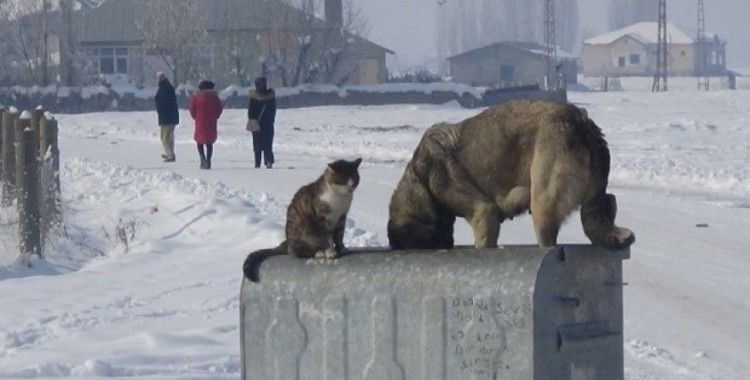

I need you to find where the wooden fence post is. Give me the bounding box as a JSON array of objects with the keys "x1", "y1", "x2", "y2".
[
  {"x1": 32, "y1": 106, "x2": 45, "y2": 158},
  {"x1": 40, "y1": 115, "x2": 61, "y2": 239},
  {"x1": 16, "y1": 112, "x2": 42, "y2": 259},
  {"x1": 1, "y1": 108, "x2": 19, "y2": 206},
  {"x1": 0, "y1": 105, "x2": 4, "y2": 183},
  {"x1": 29, "y1": 107, "x2": 46, "y2": 248}
]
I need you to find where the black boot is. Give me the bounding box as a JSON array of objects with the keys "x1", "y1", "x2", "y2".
[{"x1": 197, "y1": 144, "x2": 208, "y2": 169}]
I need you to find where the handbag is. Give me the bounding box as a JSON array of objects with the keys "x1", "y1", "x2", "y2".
[{"x1": 246, "y1": 104, "x2": 267, "y2": 133}]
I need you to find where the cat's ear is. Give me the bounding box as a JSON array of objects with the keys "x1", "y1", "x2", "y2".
[
  {"x1": 327, "y1": 161, "x2": 341, "y2": 172},
  {"x1": 352, "y1": 158, "x2": 362, "y2": 168}
]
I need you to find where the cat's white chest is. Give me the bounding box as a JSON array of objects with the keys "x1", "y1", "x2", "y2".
[{"x1": 319, "y1": 184, "x2": 353, "y2": 229}]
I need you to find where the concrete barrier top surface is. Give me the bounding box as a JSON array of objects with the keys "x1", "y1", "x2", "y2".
[{"x1": 243, "y1": 245, "x2": 629, "y2": 287}]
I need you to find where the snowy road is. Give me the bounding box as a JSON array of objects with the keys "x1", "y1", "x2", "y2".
[{"x1": 0, "y1": 91, "x2": 748, "y2": 378}]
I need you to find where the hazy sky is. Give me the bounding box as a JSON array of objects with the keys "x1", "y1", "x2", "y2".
[{"x1": 353, "y1": 0, "x2": 750, "y2": 72}]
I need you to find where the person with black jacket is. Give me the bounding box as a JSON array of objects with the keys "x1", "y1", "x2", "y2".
[
  {"x1": 247, "y1": 77, "x2": 277, "y2": 169},
  {"x1": 155, "y1": 72, "x2": 179, "y2": 162}
]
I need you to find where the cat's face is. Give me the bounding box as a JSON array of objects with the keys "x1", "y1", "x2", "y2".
[{"x1": 326, "y1": 158, "x2": 362, "y2": 193}]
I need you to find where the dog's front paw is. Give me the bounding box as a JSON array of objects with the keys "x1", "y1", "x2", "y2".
[{"x1": 324, "y1": 248, "x2": 338, "y2": 261}]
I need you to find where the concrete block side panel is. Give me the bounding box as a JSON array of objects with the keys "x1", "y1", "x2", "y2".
[
  {"x1": 322, "y1": 296, "x2": 348, "y2": 379},
  {"x1": 420, "y1": 296, "x2": 446, "y2": 380},
  {"x1": 266, "y1": 297, "x2": 307, "y2": 380},
  {"x1": 241, "y1": 247, "x2": 576, "y2": 380},
  {"x1": 533, "y1": 245, "x2": 628, "y2": 380},
  {"x1": 363, "y1": 297, "x2": 406, "y2": 380}
]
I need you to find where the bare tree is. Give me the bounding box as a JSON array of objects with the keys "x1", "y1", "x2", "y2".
[
  {"x1": 58, "y1": 0, "x2": 76, "y2": 86},
  {"x1": 135, "y1": 0, "x2": 209, "y2": 84},
  {"x1": 254, "y1": 0, "x2": 368, "y2": 86},
  {"x1": 1, "y1": 0, "x2": 51, "y2": 85},
  {"x1": 0, "y1": 1, "x2": 12, "y2": 84},
  {"x1": 213, "y1": 4, "x2": 258, "y2": 86},
  {"x1": 436, "y1": 0, "x2": 578, "y2": 65},
  {"x1": 608, "y1": 0, "x2": 656, "y2": 30},
  {"x1": 557, "y1": 0, "x2": 579, "y2": 52}
]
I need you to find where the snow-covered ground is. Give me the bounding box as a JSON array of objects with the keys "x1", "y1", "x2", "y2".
[{"x1": 0, "y1": 90, "x2": 748, "y2": 379}]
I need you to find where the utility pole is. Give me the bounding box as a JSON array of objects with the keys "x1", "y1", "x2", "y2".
[
  {"x1": 652, "y1": 0, "x2": 668, "y2": 92},
  {"x1": 696, "y1": 0, "x2": 709, "y2": 90},
  {"x1": 544, "y1": 0, "x2": 558, "y2": 90}
]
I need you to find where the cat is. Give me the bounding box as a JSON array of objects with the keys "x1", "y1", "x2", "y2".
[{"x1": 243, "y1": 158, "x2": 362, "y2": 281}]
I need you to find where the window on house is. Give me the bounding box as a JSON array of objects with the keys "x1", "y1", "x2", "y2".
[
  {"x1": 88, "y1": 46, "x2": 129, "y2": 75},
  {"x1": 500, "y1": 65, "x2": 514, "y2": 81},
  {"x1": 629, "y1": 54, "x2": 640, "y2": 64},
  {"x1": 618, "y1": 57, "x2": 626, "y2": 67},
  {"x1": 116, "y1": 58, "x2": 128, "y2": 74},
  {"x1": 100, "y1": 57, "x2": 115, "y2": 74}
]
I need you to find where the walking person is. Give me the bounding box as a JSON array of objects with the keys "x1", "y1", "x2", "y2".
[
  {"x1": 248, "y1": 77, "x2": 277, "y2": 168},
  {"x1": 189, "y1": 80, "x2": 223, "y2": 170},
  {"x1": 154, "y1": 72, "x2": 179, "y2": 162}
]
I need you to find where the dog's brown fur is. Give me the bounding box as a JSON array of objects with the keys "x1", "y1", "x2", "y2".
[{"x1": 388, "y1": 100, "x2": 635, "y2": 249}]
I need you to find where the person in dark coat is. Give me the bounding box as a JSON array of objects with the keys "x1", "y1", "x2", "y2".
[
  {"x1": 189, "y1": 80, "x2": 223, "y2": 169},
  {"x1": 248, "y1": 77, "x2": 277, "y2": 168},
  {"x1": 154, "y1": 72, "x2": 179, "y2": 162}
]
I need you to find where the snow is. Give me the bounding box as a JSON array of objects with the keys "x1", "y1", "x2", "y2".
[
  {"x1": 109, "y1": 84, "x2": 158, "y2": 100},
  {"x1": 219, "y1": 83, "x2": 482, "y2": 100},
  {"x1": 80, "y1": 86, "x2": 109, "y2": 99},
  {"x1": 0, "y1": 90, "x2": 749, "y2": 378},
  {"x1": 578, "y1": 76, "x2": 744, "y2": 92},
  {"x1": 585, "y1": 22, "x2": 694, "y2": 45}
]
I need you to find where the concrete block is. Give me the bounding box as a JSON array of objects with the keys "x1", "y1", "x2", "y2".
[{"x1": 240, "y1": 245, "x2": 628, "y2": 380}]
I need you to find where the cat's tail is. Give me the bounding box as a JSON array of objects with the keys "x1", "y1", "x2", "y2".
[{"x1": 242, "y1": 241, "x2": 287, "y2": 282}]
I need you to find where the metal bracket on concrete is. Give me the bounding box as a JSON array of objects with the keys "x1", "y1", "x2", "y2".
[{"x1": 240, "y1": 245, "x2": 629, "y2": 380}]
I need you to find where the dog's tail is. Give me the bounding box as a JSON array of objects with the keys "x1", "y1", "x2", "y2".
[{"x1": 242, "y1": 241, "x2": 286, "y2": 282}]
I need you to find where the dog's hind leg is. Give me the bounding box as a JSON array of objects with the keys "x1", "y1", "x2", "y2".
[
  {"x1": 530, "y1": 192, "x2": 562, "y2": 247},
  {"x1": 581, "y1": 193, "x2": 635, "y2": 248},
  {"x1": 530, "y1": 144, "x2": 588, "y2": 247}
]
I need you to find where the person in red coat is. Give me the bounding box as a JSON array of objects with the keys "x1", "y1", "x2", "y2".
[{"x1": 189, "y1": 80, "x2": 224, "y2": 169}]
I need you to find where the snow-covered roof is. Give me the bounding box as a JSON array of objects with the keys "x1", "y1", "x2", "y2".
[
  {"x1": 447, "y1": 41, "x2": 577, "y2": 61},
  {"x1": 585, "y1": 22, "x2": 694, "y2": 46}
]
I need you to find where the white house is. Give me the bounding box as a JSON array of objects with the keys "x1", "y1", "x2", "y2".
[{"x1": 582, "y1": 22, "x2": 726, "y2": 78}]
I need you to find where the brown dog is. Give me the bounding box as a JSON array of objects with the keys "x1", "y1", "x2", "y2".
[{"x1": 388, "y1": 100, "x2": 635, "y2": 249}]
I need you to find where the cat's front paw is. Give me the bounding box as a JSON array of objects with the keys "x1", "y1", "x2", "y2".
[{"x1": 315, "y1": 248, "x2": 338, "y2": 262}]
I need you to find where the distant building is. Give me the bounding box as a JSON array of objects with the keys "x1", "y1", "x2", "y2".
[
  {"x1": 582, "y1": 22, "x2": 727, "y2": 78},
  {"x1": 447, "y1": 41, "x2": 577, "y2": 89},
  {"x1": 27, "y1": 0, "x2": 394, "y2": 87}
]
